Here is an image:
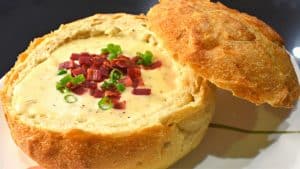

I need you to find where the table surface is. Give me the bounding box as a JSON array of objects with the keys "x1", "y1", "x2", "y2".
[{"x1": 0, "y1": 0, "x2": 299, "y2": 77}]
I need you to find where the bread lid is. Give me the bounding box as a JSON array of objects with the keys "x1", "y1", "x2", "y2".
[{"x1": 147, "y1": 0, "x2": 300, "y2": 108}]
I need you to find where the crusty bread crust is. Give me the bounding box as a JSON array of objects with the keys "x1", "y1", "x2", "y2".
[
  {"x1": 0, "y1": 13, "x2": 215, "y2": 169},
  {"x1": 148, "y1": 0, "x2": 299, "y2": 108}
]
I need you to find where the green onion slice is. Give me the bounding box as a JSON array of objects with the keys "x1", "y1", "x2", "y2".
[
  {"x1": 98, "y1": 96, "x2": 113, "y2": 110},
  {"x1": 116, "y1": 83, "x2": 125, "y2": 92},
  {"x1": 71, "y1": 74, "x2": 86, "y2": 85},
  {"x1": 56, "y1": 74, "x2": 86, "y2": 93},
  {"x1": 137, "y1": 50, "x2": 153, "y2": 66},
  {"x1": 56, "y1": 82, "x2": 65, "y2": 93},
  {"x1": 109, "y1": 69, "x2": 123, "y2": 82},
  {"x1": 60, "y1": 74, "x2": 73, "y2": 86},
  {"x1": 101, "y1": 43, "x2": 122, "y2": 60},
  {"x1": 64, "y1": 94, "x2": 78, "y2": 103},
  {"x1": 101, "y1": 79, "x2": 115, "y2": 89},
  {"x1": 57, "y1": 69, "x2": 67, "y2": 75}
]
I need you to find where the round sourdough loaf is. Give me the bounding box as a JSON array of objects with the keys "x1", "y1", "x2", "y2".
[
  {"x1": 148, "y1": 0, "x2": 299, "y2": 108},
  {"x1": 0, "y1": 14, "x2": 215, "y2": 169}
]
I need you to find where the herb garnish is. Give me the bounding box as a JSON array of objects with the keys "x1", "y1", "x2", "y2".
[
  {"x1": 102, "y1": 69, "x2": 125, "y2": 92},
  {"x1": 101, "y1": 43, "x2": 122, "y2": 60},
  {"x1": 56, "y1": 74, "x2": 86, "y2": 93},
  {"x1": 57, "y1": 69, "x2": 67, "y2": 75},
  {"x1": 64, "y1": 94, "x2": 78, "y2": 103},
  {"x1": 137, "y1": 51, "x2": 153, "y2": 66},
  {"x1": 98, "y1": 96, "x2": 113, "y2": 110}
]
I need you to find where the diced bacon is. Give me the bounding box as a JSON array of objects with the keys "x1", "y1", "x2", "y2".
[
  {"x1": 128, "y1": 67, "x2": 144, "y2": 87},
  {"x1": 71, "y1": 67, "x2": 86, "y2": 76},
  {"x1": 112, "y1": 55, "x2": 132, "y2": 68},
  {"x1": 92, "y1": 56, "x2": 106, "y2": 66},
  {"x1": 59, "y1": 61, "x2": 76, "y2": 69},
  {"x1": 70, "y1": 53, "x2": 81, "y2": 60},
  {"x1": 131, "y1": 56, "x2": 140, "y2": 64},
  {"x1": 144, "y1": 61, "x2": 162, "y2": 70},
  {"x1": 119, "y1": 76, "x2": 133, "y2": 87},
  {"x1": 128, "y1": 66, "x2": 141, "y2": 78},
  {"x1": 79, "y1": 56, "x2": 92, "y2": 65},
  {"x1": 71, "y1": 86, "x2": 86, "y2": 95},
  {"x1": 105, "y1": 90, "x2": 121, "y2": 100},
  {"x1": 90, "y1": 89, "x2": 104, "y2": 98},
  {"x1": 134, "y1": 77, "x2": 144, "y2": 88},
  {"x1": 87, "y1": 69, "x2": 102, "y2": 82},
  {"x1": 82, "y1": 81, "x2": 97, "y2": 89},
  {"x1": 102, "y1": 60, "x2": 112, "y2": 69},
  {"x1": 99, "y1": 66, "x2": 110, "y2": 78},
  {"x1": 132, "y1": 88, "x2": 151, "y2": 95},
  {"x1": 113, "y1": 101, "x2": 126, "y2": 109},
  {"x1": 80, "y1": 52, "x2": 91, "y2": 57},
  {"x1": 66, "y1": 82, "x2": 73, "y2": 89}
]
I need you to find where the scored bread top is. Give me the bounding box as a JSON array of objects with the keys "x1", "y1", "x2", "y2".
[
  {"x1": 2, "y1": 14, "x2": 209, "y2": 134},
  {"x1": 148, "y1": 0, "x2": 300, "y2": 108}
]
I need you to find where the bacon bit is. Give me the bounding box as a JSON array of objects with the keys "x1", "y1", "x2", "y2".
[
  {"x1": 119, "y1": 76, "x2": 133, "y2": 87},
  {"x1": 131, "y1": 56, "x2": 140, "y2": 64},
  {"x1": 71, "y1": 67, "x2": 86, "y2": 76},
  {"x1": 92, "y1": 56, "x2": 106, "y2": 66},
  {"x1": 66, "y1": 82, "x2": 73, "y2": 89},
  {"x1": 79, "y1": 56, "x2": 92, "y2": 65},
  {"x1": 70, "y1": 53, "x2": 81, "y2": 60},
  {"x1": 102, "y1": 60, "x2": 112, "y2": 69},
  {"x1": 112, "y1": 55, "x2": 132, "y2": 68},
  {"x1": 132, "y1": 88, "x2": 151, "y2": 95},
  {"x1": 134, "y1": 77, "x2": 144, "y2": 87},
  {"x1": 71, "y1": 86, "x2": 86, "y2": 95},
  {"x1": 87, "y1": 69, "x2": 102, "y2": 82},
  {"x1": 105, "y1": 90, "x2": 121, "y2": 99},
  {"x1": 144, "y1": 61, "x2": 162, "y2": 70},
  {"x1": 113, "y1": 101, "x2": 126, "y2": 109},
  {"x1": 82, "y1": 81, "x2": 97, "y2": 89},
  {"x1": 99, "y1": 67, "x2": 110, "y2": 78},
  {"x1": 80, "y1": 52, "x2": 91, "y2": 57},
  {"x1": 59, "y1": 61, "x2": 76, "y2": 69},
  {"x1": 127, "y1": 67, "x2": 144, "y2": 87},
  {"x1": 90, "y1": 89, "x2": 104, "y2": 98}
]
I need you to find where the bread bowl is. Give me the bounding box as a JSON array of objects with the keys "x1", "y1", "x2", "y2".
[
  {"x1": 1, "y1": 0, "x2": 299, "y2": 169},
  {"x1": 0, "y1": 13, "x2": 215, "y2": 169}
]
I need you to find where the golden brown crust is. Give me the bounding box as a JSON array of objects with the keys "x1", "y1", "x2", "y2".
[
  {"x1": 1, "y1": 77, "x2": 214, "y2": 169},
  {"x1": 148, "y1": 0, "x2": 299, "y2": 108},
  {"x1": 0, "y1": 13, "x2": 215, "y2": 169},
  {"x1": 1, "y1": 82, "x2": 214, "y2": 169}
]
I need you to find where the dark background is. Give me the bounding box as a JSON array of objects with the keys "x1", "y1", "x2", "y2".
[{"x1": 0, "y1": 0, "x2": 299, "y2": 77}]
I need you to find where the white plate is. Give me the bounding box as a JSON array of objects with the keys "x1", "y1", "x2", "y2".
[{"x1": 1, "y1": 55, "x2": 300, "y2": 169}]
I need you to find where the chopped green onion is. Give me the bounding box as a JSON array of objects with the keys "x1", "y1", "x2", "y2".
[
  {"x1": 71, "y1": 74, "x2": 86, "y2": 85},
  {"x1": 56, "y1": 82, "x2": 65, "y2": 93},
  {"x1": 60, "y1": 74, "x2": 73, "y2": 86},
  {"x1": 101, "y1": 79, "x2": 115, "y2": 89},
  {"x1": 98, "y1": 96, "x2": 113, "y2": 110},
  {"x1": 137, "y1": 51, "x2": 153, "y2": 66},
  {"x1": 56, "y1": 74, "x2": 85, "y2": 93},
  {"x1": 57, "y1": 69, "x2": 67, "y2": 75},
  {"x1": 101, "y1": 43, "x2": 122, "y2": 60},
  {"x1": 64, "y1": 94, "x2": 78, "y2": 103},
  {"x1": 109, "y1": 69, "x2": 123, "y2": 82},
  {"x1": 101, "y1": 69, "x2": 125, "y2": 91},
  {"x1": 116, "y1": 83, "x2": 125, "y2": 92},
  {"x1": 107, "y1": 53, "x2": 118, "y2": 60}
]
